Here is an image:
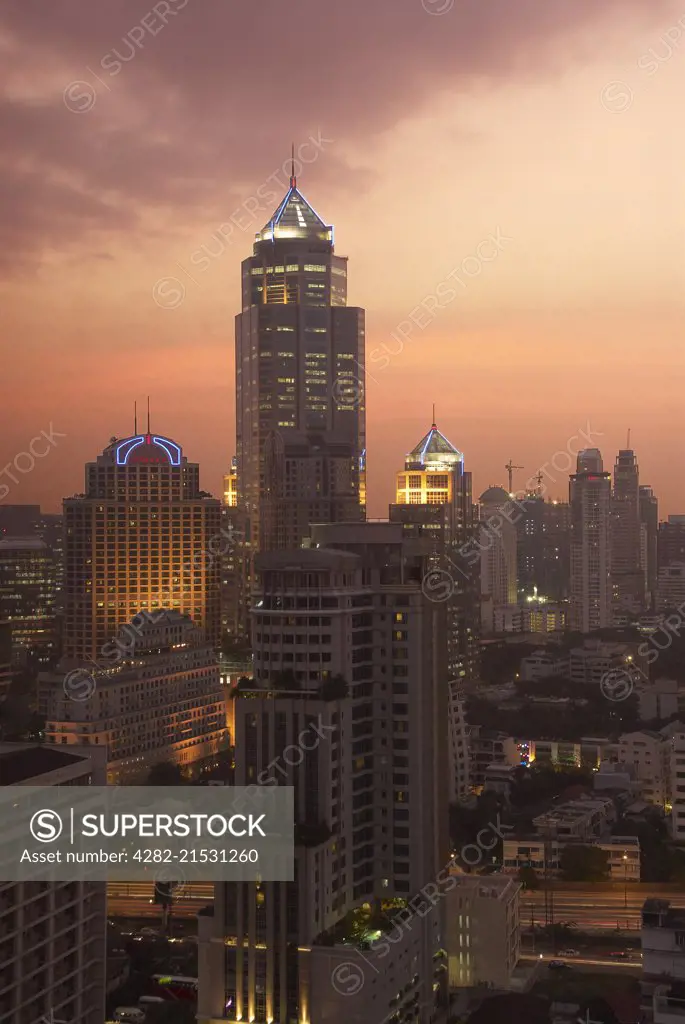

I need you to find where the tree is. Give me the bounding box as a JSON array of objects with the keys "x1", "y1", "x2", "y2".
[
  {"x1": 146, "y1": 761, "x2": 185, "y2": 786},
  {"x1": 559, "y1": 844, "x2": 610, "y2": 883},
  {"x1": 518, "y1": 865, "x2": 540, "y2": 890}
]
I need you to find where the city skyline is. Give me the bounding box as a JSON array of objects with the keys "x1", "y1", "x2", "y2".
[{"x1": 1, "y1": 0, "x2": 683, "y2": 515}]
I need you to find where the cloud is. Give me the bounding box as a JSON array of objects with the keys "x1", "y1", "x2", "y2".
[{"x1": 0, "y1": 0, "x2": 677, "y2": 272}]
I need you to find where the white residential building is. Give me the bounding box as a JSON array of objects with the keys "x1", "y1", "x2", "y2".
[
  {"x1": 568, "y1": 639, "x2": 645, "y2": 688},
  {"x1": 445, "y1": 874, "x2": 521, "y2": 990},
  {"x1": 519, "y1": 649, "x2": 568, "y2": 683},
  {"x1": 671, "y1": 731, "x2": 685, "y2": 841},
  {"x1": 618, "y1": 729, "x2": 671, "y2": 809},
  {"x1": 41, "y1": 611, "x2": 228, "y2": 783},
  {"x1": 503, "y1": 834, "x2": 640, "y2": 881},
  {"x1": 0, "y1": 742, "x2": 107, "y2": 1024}
]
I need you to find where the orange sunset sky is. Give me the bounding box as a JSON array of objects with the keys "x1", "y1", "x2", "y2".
[{"x1": 1, "y1": 0, "x2": 683, "y2": 516}]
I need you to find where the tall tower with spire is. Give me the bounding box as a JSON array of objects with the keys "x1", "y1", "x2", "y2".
[{"x1": 235, "y1": 165, "x2": 365, "y2": 553}]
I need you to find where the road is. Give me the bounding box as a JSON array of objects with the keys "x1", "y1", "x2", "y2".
[
  {"x1": 107, "y1": 881, "x2": 214, "y2": 918},
  {"x1": 521, "y1": 884, "x2": 676, "y2": 931},
  {"x1": 521, "y1": 952, "x2": 642, "y2": 975},
  {"x1": 106, "y1": 880, "x2": 681, "y2": 929}
]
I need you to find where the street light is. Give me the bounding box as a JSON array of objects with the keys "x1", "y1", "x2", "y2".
[{"x1": 623, "y1": 853, "x2": 628, "y2": 911}]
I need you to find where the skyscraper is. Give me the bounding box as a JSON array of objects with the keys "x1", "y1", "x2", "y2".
[
  {"x1": 390, "y1": 418, "x2": 479, "y2": 684},
  {"x1": 612, "y1": 449, "x2": 645, "y2": 617},
  {"x1": 639, "y1": 484, "x2": 658, "y2": 610},
  {"x1": 569, "y1": 449, "x2": 612, "y2": 632},
  {"x1": 235, "y1": 168, "x2": 365, "y2": 553},
  {"x1": 478, "y1": 486, "x2": 518, "y2": 635},
  {"x1": 64, "y1": 429, "x2": 221, "y2": 661},
  {"x1": 198, "y1": 528, "x2": 449, "y2": 1024},
  {"x1": 0, "y1": 536, "x2": 59, "y2": 667}
]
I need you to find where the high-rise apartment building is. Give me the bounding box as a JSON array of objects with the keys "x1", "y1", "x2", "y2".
[
  {"x1": 198, "y1": 529, "x2": 449, "y2": 1024},
  {"x1": 390, "y1": 418, "x2": 479, "y2": 684},
  {"x1": 658, "y1": 517, "x2": 685, "y2": 571},
  {"x1": 612, "y1": 449, "x2": 645, "y2": 616},
  {"x1": 42, "y1": 611, "x2": 228, "y2": 783},
  {"x1": 0, "y1": 741, "x2": 107, "y2": 1024},
  {"x1": 569, "y1": 449, "x2": 612, "y2": 632},
  {"x1": 235, "y1": 169, "x2": 365, "y2": 553},
  {"x1": 0, "y1": 537, "x2": 60, "y2": 667},
  {"x1": 63, "y1": 429, "x2": 221, "y2": 661},
  {"x1": 478, "y1": 486, "x2": 517, "y2": 636},
  {"x1": 640, "y1": 485, "x2": 659, "y2": 609},
  {"x1": 515, "y1": 496, "x2": 571, "y2": 603}
]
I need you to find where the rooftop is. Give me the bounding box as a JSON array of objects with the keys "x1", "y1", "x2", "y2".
[
  {"x1": 257, "y1": 174, "x2": 332, "y2": 244},
  {"x1": 405, "y1": 420, "x2": 464, "y2": 468},
  {"x1": 0, "y1": 744, "x2": 87, "y2": 784}
]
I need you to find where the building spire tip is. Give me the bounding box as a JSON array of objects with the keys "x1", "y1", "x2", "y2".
[{"x1": 290, "y1": 142, "x2": 296, "y2": 188}]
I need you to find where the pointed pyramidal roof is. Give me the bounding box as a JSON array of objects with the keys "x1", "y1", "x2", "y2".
[
  {"x1": 257, "y1": 160, "x2": 332, "y2": 244},
  {"x1": 406, "y1": 418, "x2": 464, "y2": 468}
]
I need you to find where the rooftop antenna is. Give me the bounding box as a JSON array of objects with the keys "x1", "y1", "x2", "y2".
[
  {"x1": 134, "y1": 401, "x2": 137, "y2": 434},
  {"x1": 627, "y1": 428, "x2": 631, "y2": 449},
  {"x1": 289, "y1": 142, "x2": 296, "y2": 189},
  {"x1": 432, "y1": 403, "x2": 436, "y2": 429},
  {"x1": 147, "y1": 396, "x2": 151, "y2": 434}
]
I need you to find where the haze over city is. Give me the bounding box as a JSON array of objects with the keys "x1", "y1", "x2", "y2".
[{"x1": 1, "y1": 0, "x2": 683, "y2": 513}]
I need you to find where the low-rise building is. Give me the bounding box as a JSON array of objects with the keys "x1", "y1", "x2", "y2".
[
  {"x1": 527, "y1": 736, "x2": 614, "y2": 768},
  {"x1": 40, "y1": 610, "x2": 229, "y2": 783},
  {"x1": 639, "y1": 677, "x2": 682, "y2": 722},
  {"x1": 445, "y1": 874, "x2": 521, "y2": 990},
  {"x1": 483, "y1": 763, "x2": 519, "y2": 803},
  {"x1": 469, "y1": 727, "x2": 519, "y2": 789},
  {"x1": 568, "y1": 639, "x2": 646, "y2": 687},
  {"x1": 519, "y1": 649, "x2": 568, "y2": 683},
  {"x1": 592, "y1": 759, "x2": 638, "y2": 797},
  {"x1": 618, "y1": 729, "x2": 672, "y2": 809},
  {"x1": 502, "y1": 834, "x2": 640, "y2": 881},
  {"x1": 532, "y1": 794, "x2": 616, "y2": 840}
]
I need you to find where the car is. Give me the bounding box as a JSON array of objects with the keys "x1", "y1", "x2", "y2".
[
  {"x1": 114, "y1": 1008, "x2": 146, "y2": 1023},
  {"x1": 139, "y1": 926, "x2": 159, "y2": 937},
  {"x1": 558, "y1": 949, "x2": 580, "y2": 957},
  {"x1": 608, "y1": 950, "x2": 630, "y2": 958},
  {"x1": 548, "y1": 960, "x2": 571, "y2": 970}
]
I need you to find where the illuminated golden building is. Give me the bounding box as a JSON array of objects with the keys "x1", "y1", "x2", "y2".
[
  {"x1": 64, "y1": 428, "x2": 221, "y2": 661},
  {"x1": 390, "y1": 417, "x2": 479, "y2": 684}
]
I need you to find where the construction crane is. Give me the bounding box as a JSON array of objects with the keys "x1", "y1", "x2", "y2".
[{"x1": 504, "y1": 460, "x2": 523, "y2": 494}]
